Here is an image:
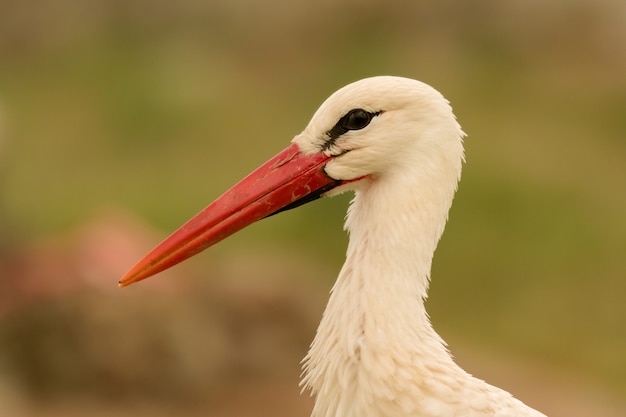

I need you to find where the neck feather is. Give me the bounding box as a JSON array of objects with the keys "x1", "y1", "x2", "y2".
[
  {"x1": 302, "y1": 163, "x2": 463, "y2": 415},
  {"x1": 301, "y1": 161, "x2": 545, "y2": 417}
]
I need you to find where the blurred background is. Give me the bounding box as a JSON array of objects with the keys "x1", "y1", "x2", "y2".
[{"x1": 1, "y1": 0, "x2": 625, "y2": 416}]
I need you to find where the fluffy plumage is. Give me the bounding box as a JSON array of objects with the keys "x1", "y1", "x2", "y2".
[{"x1": 293, "y1": 76, "x2": 546, "y2": 417}]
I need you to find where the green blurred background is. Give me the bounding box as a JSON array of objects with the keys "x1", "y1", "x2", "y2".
[{"x1": 0, "y1": 0, "x2": 625, "y2": 416}]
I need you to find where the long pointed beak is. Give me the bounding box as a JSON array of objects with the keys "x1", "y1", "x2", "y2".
[{"x1": 119, "y1": 143, "x2": 341, "y2": 287}]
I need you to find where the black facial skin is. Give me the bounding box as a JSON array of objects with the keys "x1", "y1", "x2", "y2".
[{"x1": 322, "y1": 109, "x2": 381, "y2": 152}]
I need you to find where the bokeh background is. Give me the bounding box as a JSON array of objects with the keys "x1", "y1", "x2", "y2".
[{"x1": 1, "y1": 1, "x2": 625, "y2": 416}]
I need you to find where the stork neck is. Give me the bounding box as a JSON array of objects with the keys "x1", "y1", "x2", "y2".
[
  {"x1": 302, "y1": 170, "x2": 463, "y2": 416},
  {"x1": 337, "y1": 173, "x2": 454, "y2": 347}
]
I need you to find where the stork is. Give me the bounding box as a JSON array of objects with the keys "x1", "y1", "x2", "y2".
[{"x1": 119, "y1": 76, "x2": 547, "y2": 417}]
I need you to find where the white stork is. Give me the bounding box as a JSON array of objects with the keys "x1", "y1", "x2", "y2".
[{"x1": 120, "y1": 76, "x2": 547, "y2": 417}]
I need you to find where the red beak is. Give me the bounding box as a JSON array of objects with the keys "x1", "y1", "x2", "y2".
[{"x1": 119, "y1": 143, "x2": 342, "y2": 287}]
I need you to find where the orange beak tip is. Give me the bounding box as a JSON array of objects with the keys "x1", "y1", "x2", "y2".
[{"x1": 118, "y1": 270, "x2": 145, "y2": 288}]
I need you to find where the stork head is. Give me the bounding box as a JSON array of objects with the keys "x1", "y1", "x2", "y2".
[
  {"x1": 119, "y1": 76, "x2": 465, "y2": 287},
  {"x1": 296, "y1": 76, "x2": 465, "y2": 189}
]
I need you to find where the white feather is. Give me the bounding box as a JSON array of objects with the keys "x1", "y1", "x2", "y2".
[{"x1": 292, "y1": 76, "x2": 546, "y2": 417}]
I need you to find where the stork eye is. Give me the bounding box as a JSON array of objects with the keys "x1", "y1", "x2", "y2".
[
  {"x1": 342, "y1": 109, "x2": 373, "y2": 130},
  {"x1": 325, "y1": 108, "x2": 381, "y2": 146}
]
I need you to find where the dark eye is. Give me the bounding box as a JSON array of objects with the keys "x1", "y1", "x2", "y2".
[
  {"x1": 342, "y1": 109, "x2": 373, "y2": 130},
  {"x1": 323, "y1": 108, "x2": 382, "y2": 151}
]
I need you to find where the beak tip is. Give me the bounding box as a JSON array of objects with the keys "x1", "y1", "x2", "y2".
[{"x1": 118, "y1": 271, "x2": 138, "y2": 288}]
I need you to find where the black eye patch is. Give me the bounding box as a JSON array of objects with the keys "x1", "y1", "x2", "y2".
[{"x1": 322, "y1": 109, "x2": 382, "y2": 152}]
